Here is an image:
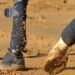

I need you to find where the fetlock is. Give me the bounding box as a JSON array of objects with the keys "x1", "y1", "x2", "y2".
[{"x1": 2, "y1": 49, "x2": 25, "y2": 68}]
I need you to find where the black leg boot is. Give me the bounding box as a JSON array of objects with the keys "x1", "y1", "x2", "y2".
[{"x1": 0, "y1": 0, "x2": 27, "y2": 71}]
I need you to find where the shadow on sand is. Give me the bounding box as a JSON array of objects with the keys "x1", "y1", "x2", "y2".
[
  {"x1": 25, "y1": 53, "x2": 47, "y2": 58},
  {"x1": 18, "y1": 67, "x2": 42, "y2": 71},
  {"x1": 65, "y1": 67, "x2": 75, "y2": 70},
  {"x1": 0, "y1": 57, "x2": 3, "y2": 60},
  {"x1": 65, "y1": 52, "x2": 75, "y2": 70},
  {"x1": 67, "y1": 53, "x2": 75, "y2": 56}
]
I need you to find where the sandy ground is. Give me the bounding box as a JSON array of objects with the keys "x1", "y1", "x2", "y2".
[{"x1": 0, "y1": 0, "x2": 75, "y2": 75}]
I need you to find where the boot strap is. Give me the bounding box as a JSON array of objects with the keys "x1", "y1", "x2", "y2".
[{"x1": 4, "y1": 8, "x2": 19, "y2": 18}]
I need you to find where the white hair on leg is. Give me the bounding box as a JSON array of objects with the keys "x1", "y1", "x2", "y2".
[
  {"x1": 12, "y1": 49, "x2": 16, "y2": 53},
  {"x1": 54, "y1": 37, "x2": 68, "y2": 50},
  {"x1": 50, "y1": 37, "x2": 68, "y2": 54}
]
